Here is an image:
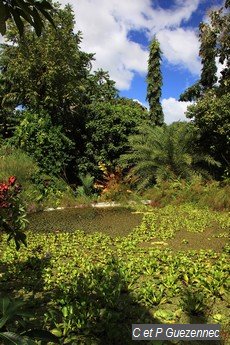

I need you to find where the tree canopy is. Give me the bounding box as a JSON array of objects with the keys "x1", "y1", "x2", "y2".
[{"x1": 82, "y1": 98, "x2": 149, "y2": 177}]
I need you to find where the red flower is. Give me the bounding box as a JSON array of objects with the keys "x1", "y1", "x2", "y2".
[
  {"x1": 0, "y1": 183, "x2": 9, "y2": 192},
  {"x1": 8, "y1": 176, "x2": 16, "y2": 186}
]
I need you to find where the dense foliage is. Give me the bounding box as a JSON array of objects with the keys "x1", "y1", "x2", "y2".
[
  {"x1": 11, "y1": 111, "x2": 74, "y2": 176},
  {"x1": 0, "y1": 4, "x2": 132, "y2": 182},
  {"x1": 186, "y1": 91, "x2": 230, "y2": 177},
  {"x1": 0, "y1": 4, "x2": 92, "y2": 128},
  {"x1": 83, "y1": 98, "x2": 149, "y2": 176},
  {"x1": 0, "y1": 1, "x2": 229, "y2": 343}
]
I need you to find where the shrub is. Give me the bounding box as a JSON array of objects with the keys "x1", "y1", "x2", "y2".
[
  {"x1": 11, "y1": 111, "x2": 74, "y2": 176},
  {"x1": 0, "y1": 176, "x2": 28, "y2": 250},
  {"x1": 143, "y1": 178, "x2": 230, "y2": 210},
  {"x1": 0, "y1": 145, "x2": 39, "y2": 184}
]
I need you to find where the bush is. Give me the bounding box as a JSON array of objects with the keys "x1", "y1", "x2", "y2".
[
  {"x1": 0, "y1": 144, "x2": 76, "y2": 210},
  {"x1": 0, "y1": 176, "x2": 27, "y2": 250},
  {"x1": 143, "y1": 178, "x2": 230, "y2": 210},
  {"x1": 0, "y1": 145, "x2": 39, "y2": 184},
  {"x1": 11, "y1": 111, "x2": 74, "y2": 176}
]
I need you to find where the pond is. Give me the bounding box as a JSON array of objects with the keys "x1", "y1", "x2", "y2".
[{"x1": 27, "y1": 207, "x2": 143, "y2": 237}]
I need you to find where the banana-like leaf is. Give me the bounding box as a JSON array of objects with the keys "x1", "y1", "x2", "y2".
[{"x1": 0, "y1": 298, "x2": 11, "y2": 315}]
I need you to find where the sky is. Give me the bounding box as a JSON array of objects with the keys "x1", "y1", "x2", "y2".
[
  {"x1": 0, "y1": 0, "x2": 224, "y2": 123},
  {"x1": 57, "y1": 0, "x2": 224, "y2": 123}
]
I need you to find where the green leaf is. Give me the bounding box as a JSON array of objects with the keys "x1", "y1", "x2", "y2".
[
  {"x1": 51, "y1": 329, "x2": 62, "y2": 337},
  {"x1": 62, "y1": 306, "x2": 68, "y2": 318},
  {"x1": 22, "y1": 329, "x2": 59, "y2": 342},
  {"x1": 0, "y1": 3, "x2": 7, "y2": 35},
  {"x1": 11, "y1": 8, "x2": 25, "y2": 36},
  {"x1": 38, "y1": 7, "x2": 56, "y2": 29},
  {"x1": 16, "y1": 9, "x2": 34, "y2": 26},
  {"x1": 15, "y1": 0, "x2": 33, "y2": 16},
  {"x1": 0, "y1": 332, "x2": 36, "y2": 345},
  {"x1": 31, "y1": 7, "x2": 43, "y2": 36},
  {"x1": 0, "y1": 315, "x2": 11, "y2": 329},
  {"x1": 0, "y1": 297, "x2": 11, "y2": 315}
]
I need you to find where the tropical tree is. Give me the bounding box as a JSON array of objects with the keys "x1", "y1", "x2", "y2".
[
  {"x1": 120, "y1": 122, "x2": 219, "y2": 190},
  {"x1": 0, "y1": 0, "x2": 55, "y2": 36},
  {"x1": 0, "y1": 3, "x2": 119, "y2": 180},
  {"x1": 186, "y1": 91, "x2": 230, "y2": 177},
  {"x1": 179, "y1": 0, "x2": 229, "y2": 177},
  {"x1": 146, "y1": 38, "x2": 164, "y2": 126},
  {"x1": 180, "y1": 0, "x2": 229, "y2": 101},
  {"x1": 80, "y1": 98, "x2": 149, "y2": 177},
  {"x1": 0, "y1": 4, "x2": 93, "y2": 130}
]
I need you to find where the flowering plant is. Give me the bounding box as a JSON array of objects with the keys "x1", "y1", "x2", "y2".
[{"x1": 0, "y1": 176, "x2": 28, "y2": 250}]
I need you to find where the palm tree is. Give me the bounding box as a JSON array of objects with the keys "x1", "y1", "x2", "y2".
[{"x1": 120, "y1": 122, "x2": 220, "y2": 190}]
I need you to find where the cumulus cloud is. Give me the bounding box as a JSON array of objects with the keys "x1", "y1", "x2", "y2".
[
  {"x1": 157, "y1": 28, "x2": 201, "y2": 75},
  {"x1": 59, "y1": 0, "x2": 201, "y2": 90},
  {"x1": 162, "y1": 97, "x2": 192, "y2": 124},
  {"x1": 148, "y1": 0, "x2": 200, "y2": 32}
]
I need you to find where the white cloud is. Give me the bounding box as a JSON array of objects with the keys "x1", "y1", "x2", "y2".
[
  {"x1": 59, "y1": 0, "x2": 201, "y2": 90},
  {"x1": 147, "y1": 0, "x2": 200, "y2": 32},
  {"x1": 157, "y1": 28, "x2": 201, "y2": 75},
  {"x1": 216, "y1": 57, "x2": 227, "y2": 82},
  {"x1": 162, "y1": 97, "x2": 192, "y2": 124},
  {"x1": 133, "y1": 99, "x2": 149, "y2": 109}
]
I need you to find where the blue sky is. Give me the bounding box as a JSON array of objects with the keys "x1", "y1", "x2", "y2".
[{"x1": 1, "y1": 0, "x2": 223, "y2": 123}]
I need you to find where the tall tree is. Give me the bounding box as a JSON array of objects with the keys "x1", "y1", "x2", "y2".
[
  {"x1": 180, "y1": 0, "x2": 229, "y2": 101},
  {"x1": 0, "y1": 3, "x2": 93, "y2": 132},
  {"x1": 199, "y1": 22, "x2": 217, "y2": 90},
  {"x1": 179, "y1": 0, "x2": 230, "y2": 177},
  {"x1": 146, "y1": 38, "x2": 164, "y2": 126}
]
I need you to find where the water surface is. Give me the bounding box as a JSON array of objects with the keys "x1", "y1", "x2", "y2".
[{"x1": 28, "y1": 207, "x2": 142, "y2": 237}]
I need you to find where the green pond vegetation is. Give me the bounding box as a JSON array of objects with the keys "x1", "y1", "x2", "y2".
[{"x1": 1, "y1": 204, "x2": 229, "y2": 344}]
